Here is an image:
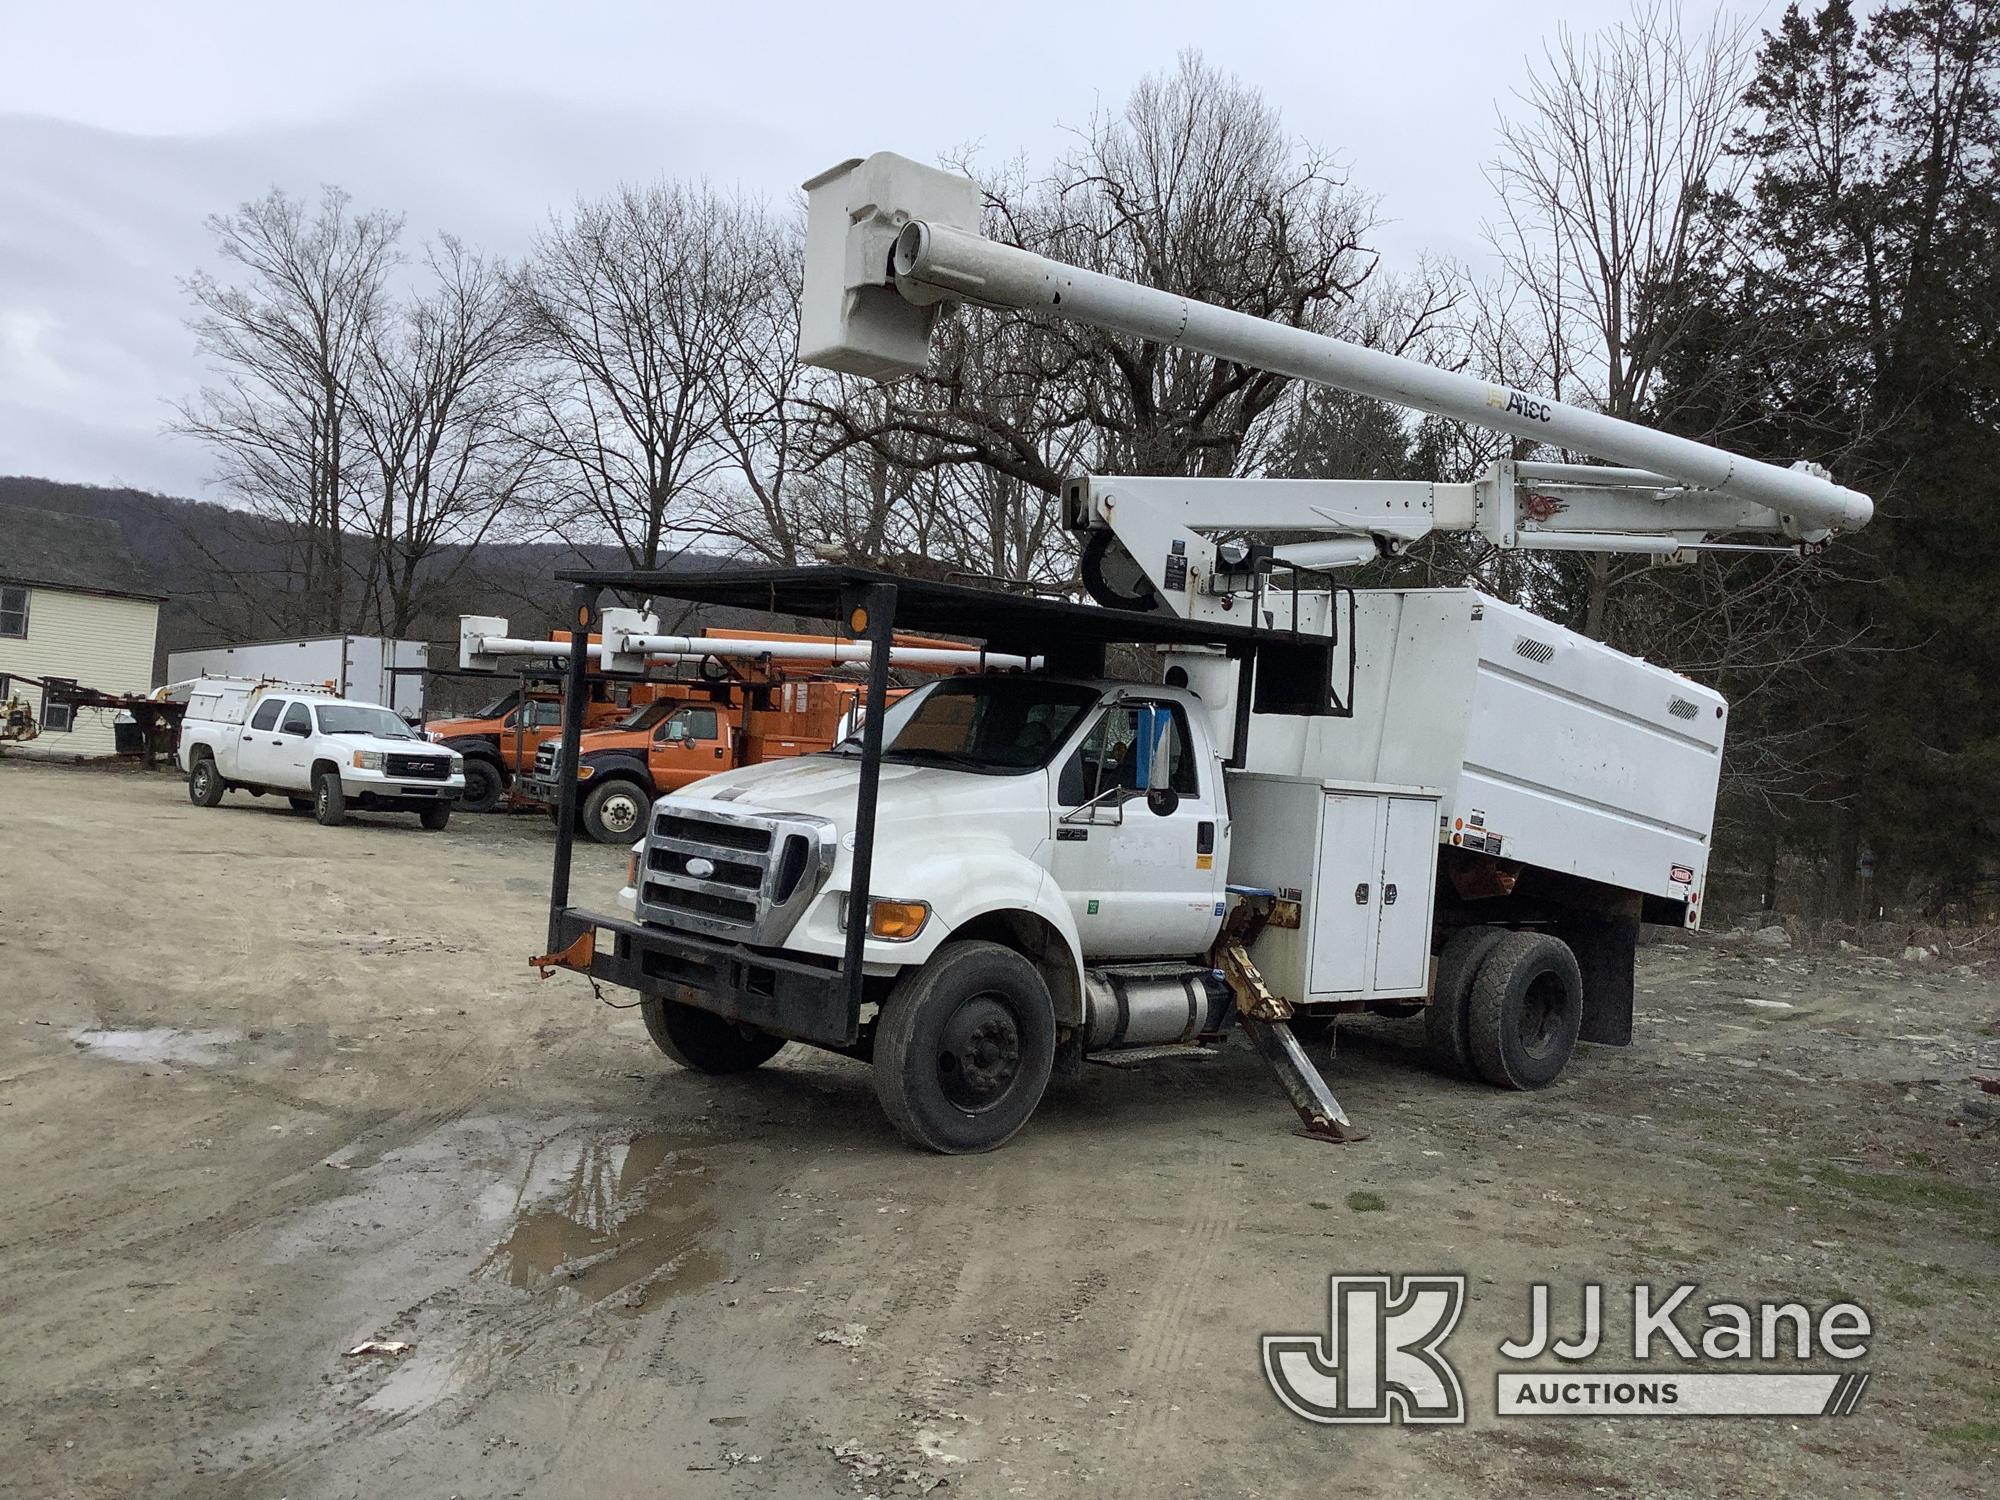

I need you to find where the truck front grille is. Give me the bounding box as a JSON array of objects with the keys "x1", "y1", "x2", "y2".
[
  {"x1": 533, "y1": 742, "x2": 559, "y2": 777},
  {"x1": 635, "y1": 798, "x2": 837, "y2": 945},
  {"x1": 387, "y1": 753, "x2": 451, "y2": 779}
]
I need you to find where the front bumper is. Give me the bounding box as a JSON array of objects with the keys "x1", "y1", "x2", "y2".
[
  {"x1": 340, "y1": 768, "x2": 463, "y2": 806},
  {"x1": 547, "y1": 907, "x2": 858, "y2": 1047},
  {"x1": 517, "y1": 774, "x2": 559, "y2": 805}
]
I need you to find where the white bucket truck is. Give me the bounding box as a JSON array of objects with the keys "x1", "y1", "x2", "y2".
[{"x1": 530, "y1": 154, "x2": 1872, "y2": 1154}]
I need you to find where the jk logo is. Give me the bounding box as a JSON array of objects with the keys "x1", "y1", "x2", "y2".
[{"x1": 1263, "y1": 1275, "x2": 1468, "y2": 1424}]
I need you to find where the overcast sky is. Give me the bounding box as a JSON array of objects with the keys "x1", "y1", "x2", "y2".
[{"x1": 1, "y1": 0, "x2": 1741, "y2": 501}]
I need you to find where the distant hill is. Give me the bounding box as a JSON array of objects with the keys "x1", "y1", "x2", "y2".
[{"x1": 0, "y1": 476, "x2": 790, "y2": 708}]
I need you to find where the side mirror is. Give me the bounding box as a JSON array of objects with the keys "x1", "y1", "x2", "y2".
[{"x1": 1141, "y1": 709, "x2": 1177, "y2": 816}]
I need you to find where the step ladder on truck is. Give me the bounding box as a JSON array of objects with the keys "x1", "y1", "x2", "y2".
[{"x1": 530, "y1": 152, "x2": 1875, "y2": 1154}]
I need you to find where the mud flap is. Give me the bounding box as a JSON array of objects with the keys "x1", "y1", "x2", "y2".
[{"x1": 1556, "y1": 911, "x2": 1639, "y2": 1046}]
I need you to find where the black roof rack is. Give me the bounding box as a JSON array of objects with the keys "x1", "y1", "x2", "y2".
[{"x1": 555, "y1": 564, "x2": 1291, "y2": 657}]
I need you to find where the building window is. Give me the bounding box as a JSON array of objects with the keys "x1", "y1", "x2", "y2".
[{"x1": 0, "y1": 585, "x2": 26, "y2": 639}]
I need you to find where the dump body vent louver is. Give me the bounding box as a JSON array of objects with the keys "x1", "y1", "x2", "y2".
[
  {"x1": 1668, "y1": 696, "x2": 1700, "y2": 721},
  {"x1": 1514, "y1": 637, "x2": 1556, "y2": 664}
]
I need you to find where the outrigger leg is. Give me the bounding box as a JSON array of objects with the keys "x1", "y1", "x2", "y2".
[{"x1": 1212, "y1": 899, "x2": 1366, "y2": 1144}]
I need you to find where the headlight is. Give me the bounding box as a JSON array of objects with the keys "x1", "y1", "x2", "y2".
[
  {"x1": 840, "y1": 896, "x2": 931, "y2": 941},
  {"x1": 351, "y1": 750, "x2": 385, "y2": 771},
  {"x1": 425, "y1": 730, "x2": 442, "y2": 743},
  {"x1": 449, "y1": 753, "x2": 465, "y2": 774}
]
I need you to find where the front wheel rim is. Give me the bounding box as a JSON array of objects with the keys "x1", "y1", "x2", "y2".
[
  {"x1": 599, "y1": 793, "x2": 640, "y2": 834},
  {"x1": 936, "y1": 993, "x2": 1023, "y2": 1112}
]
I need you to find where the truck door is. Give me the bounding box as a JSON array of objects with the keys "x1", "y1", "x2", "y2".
[
  {"x1": 270, "y1": 700, "x2": 317, "y2": 787},
  {"x1": 648, "y1": 704, "x2": 726, "y2": 790},
  {"x1": 229, "y1": 695, "x2": 288, "y2": 781},
  {"x1": 501, "y1": 698, "x2": 563, "y2": 770},
  {"x1": 1048, "y1": 699, "x2": 1226, "y2": 959}
]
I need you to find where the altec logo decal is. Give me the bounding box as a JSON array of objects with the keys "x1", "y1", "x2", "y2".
[{"x1": 1262, "y1": 1276, "x2": 1467, "y2": 1424}]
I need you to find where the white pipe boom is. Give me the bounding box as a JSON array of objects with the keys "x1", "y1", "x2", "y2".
[
  {"x1": 892, "y1": 221, "x2": 1871, "y2": 535},
  {"x1": 461, "y1": 626, "x2": 1031, "y2": 673},
  {"x1": 797, "y1": 153, "x2": 1872, "y2": 539},
  {"x1": 613, "y1": 633, "x2": 1033, "y2": 671}
]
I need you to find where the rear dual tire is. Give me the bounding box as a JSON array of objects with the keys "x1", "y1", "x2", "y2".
[{"x1": 1427, "y1": 927, "x2": 1584, "y2": 1090}]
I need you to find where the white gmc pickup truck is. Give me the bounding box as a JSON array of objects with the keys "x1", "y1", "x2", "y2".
[{"x1": 177, "y1": 678, "x2": 464, "y2": 829}]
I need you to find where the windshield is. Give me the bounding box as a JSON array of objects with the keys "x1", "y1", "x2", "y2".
[
  {"x1": 831, "y1": 678, "x2": 1098, "y2": 775},
  {"x1": 316, "y1": 705, "x2": 417, "y2": 739},
  {"x1": 616, "y1": 699, "x2": 681, "y2": 732},
  {"x1": 470, "y1": 689, "x2": 520, "y2": 720}
]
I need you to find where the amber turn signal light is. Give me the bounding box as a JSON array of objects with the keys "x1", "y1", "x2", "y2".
[{"x1": 869, "y1": 899, "x2": 930, "y2": 941}]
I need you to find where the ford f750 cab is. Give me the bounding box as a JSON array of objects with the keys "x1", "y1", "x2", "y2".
[{"x1": 536, "y1": 569, "x2": 1722, "y2": 1154}]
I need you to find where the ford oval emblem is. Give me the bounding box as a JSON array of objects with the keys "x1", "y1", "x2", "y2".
[{"x1": 684, "y1": 856, "x2": 716, "y2": 879}]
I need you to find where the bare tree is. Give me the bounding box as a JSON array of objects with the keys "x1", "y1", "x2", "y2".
[
  {"x1": 351, "y1": 237, "x2": 537, "y2": 635},
  {"x1": 175, "y1": 187, "x2": 401, "y2": 631},
  {"x1": 1485, "y1": 0, "x2": 1756, "y2": 637},
  {"x1": 811, "y1": 53, "x2": 1401, "y2": 548},
  {"x1": 514, "y1": 183, "x2": 771, "y2": 569}
]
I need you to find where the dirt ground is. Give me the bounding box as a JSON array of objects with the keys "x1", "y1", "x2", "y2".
[{"x1": 1, "y1": 760, "x2": 1995, "y2": 1498}]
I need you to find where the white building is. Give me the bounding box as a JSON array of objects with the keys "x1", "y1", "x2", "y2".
[{"x1": 0, "y1": 505, "x2": 164, "y2": 758}]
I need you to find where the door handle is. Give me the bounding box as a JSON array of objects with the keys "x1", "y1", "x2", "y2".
[
  {"x1": 1354, "y1": 883, "x2": 1370, "y2": 904},
  {"x1": 1384, "y1": 883, "x2": 1398, "y2": 906}
]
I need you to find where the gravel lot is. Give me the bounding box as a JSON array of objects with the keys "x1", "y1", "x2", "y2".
[{"x1": 2, "y1": 760, "x2": 1995, "y2": 1497}]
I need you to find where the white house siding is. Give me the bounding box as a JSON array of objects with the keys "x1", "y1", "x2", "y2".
[{"x1": 0, "y1": 587, "x2": 161, "y2": 757}]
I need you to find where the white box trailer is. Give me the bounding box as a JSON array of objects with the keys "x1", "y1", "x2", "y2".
[{"x1": 165, "y1": 636, "x2": 428, "y2": 719}]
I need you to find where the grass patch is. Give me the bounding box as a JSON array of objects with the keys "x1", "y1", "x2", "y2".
[
  {"x1": 1308, "y1": 1200, "x2": 1334, "y2": 1211},
  {"x1": 1932, "y1": 1421, "x2": 2000, "y2": 1446},
  {"x1": 1347, "y1": 1190, "x2": 1388, "y2": 1213},
  {"x1": 1820, "y1": 1166, "x2": 1990, "y2": 1216}
]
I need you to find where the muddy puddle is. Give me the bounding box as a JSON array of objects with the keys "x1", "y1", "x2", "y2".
[
  {"x1": 67, "y1": 1026, "x2": 241, "y2": 1065},
  {"x1": 477, "y1": 1127, "x2": 722, "y2": 1310}
]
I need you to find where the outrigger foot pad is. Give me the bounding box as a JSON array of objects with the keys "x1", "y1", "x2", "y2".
[{"x1": 1239, "y1": 1013, "x2": 1364, "y2": 1145}]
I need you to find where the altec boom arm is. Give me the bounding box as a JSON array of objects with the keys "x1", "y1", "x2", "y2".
[{"x1": 797, "y1": 153, "x2": 1874, "y2": 612}]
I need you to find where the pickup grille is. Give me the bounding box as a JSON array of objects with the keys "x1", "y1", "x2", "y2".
[
  {"x1": 635, "y1": 798, "x2": 836, "y2": 945},
  {"x1": 533, "y1": 741, "x2": 559, "y2": 777},
  {"x1": 387, "y1": 753, "x2": 452, "y2": 779}
]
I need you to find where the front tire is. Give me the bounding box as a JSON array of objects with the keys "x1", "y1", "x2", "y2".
[
  {"x1": 187, "y1": 755, "x2": 225, "y2": 807},
  {"x1": 872, "y1": 941, "x2": 1056, "y2": 1154},
  {"x1": 313, "y1": 770, "x2": 347, "y2": 827},
  {"x1": 459, "y1": 759, "x2": 504, "y2": 813},
  {"x1": 581, "y1": 779, "x2": 649, "y2": 844},
  {"x1": 640, "y1": 996, "x2": 786, "y2": 1073},
  {"x1": 419, "y1": 803, "x2": 451, "y2": 831},
  {"x1": 1466, "y1": 930, "x2": 1583, "y2": 1090}
]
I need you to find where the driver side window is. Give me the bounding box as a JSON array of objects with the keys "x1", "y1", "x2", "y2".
[
  {"x1": 1057, "y1": 702, "x2": 1198, "y2": 807},
  {"x1": 659, "y1": 706, "x2": 719, "y2": 743},
  {"x1": 280, "y1": 702, "x2": 312, "y2": 737}
]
